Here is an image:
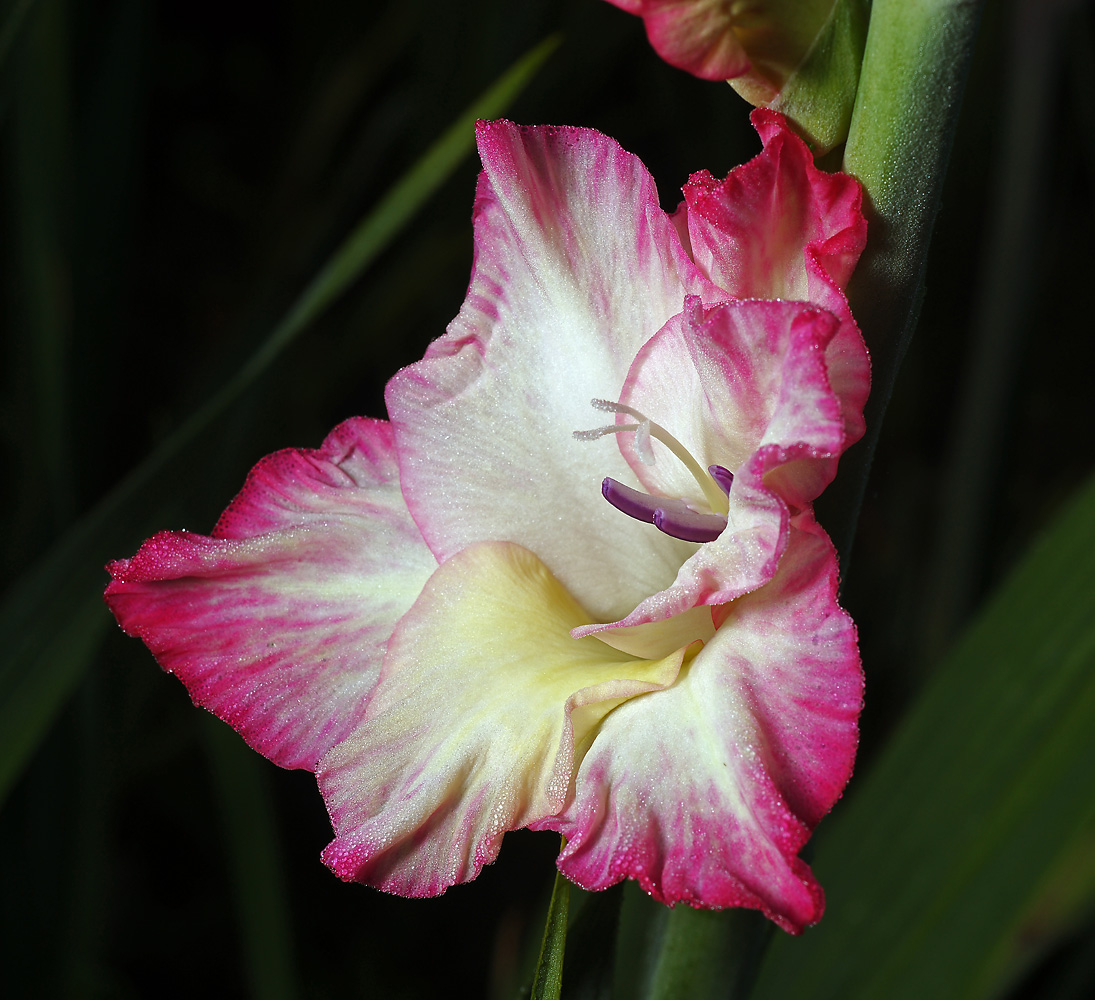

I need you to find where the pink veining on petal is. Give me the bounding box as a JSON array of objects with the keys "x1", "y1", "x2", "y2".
[
  {"x1": 386, "y1": 119, "x2": 719, "y2": 624},
  {"x1": 570, "y1": 294, "x2": 845, "y2": 636},
  {"x1": 105, "y1": 116, "x2": 869, "y2": 929},
  {"x1": 105, "y1": 418, "x2": 436, "y2": 771},
  {"x1": 619, "y1": 296, "x2": 845, "y2": 507},
  {"x1": 316, "y1": 541, "x2": 686, "y2": 897},
  {"x1": 546, "y1": 517, "x2": 862, "y2": 931},
  {"x1": 682, "y1": 108, "x2": 870, "y2": 447}
]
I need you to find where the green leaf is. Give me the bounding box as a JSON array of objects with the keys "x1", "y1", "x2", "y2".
[
  {"x1": 646, "y1": 906, "x2": 772, "y2": 1000},
  {"x1": 0, "y1": 34, "x2": 560, "y2": 809},
  {"x1": 607, "y1": 886, "x2": 772, "y2": 1000},
  {"x1": 752, "y1": 472, "x2": 1095, "y2": 1000},
  {"x1": 9, "y1": 0, "x2": 74, "y2": 528},
  {"x1": 532, "y1": 860, "x2": 571, "y2": 1000},
  {"x1": 223, "y1": 32, "x2": 561, "y2": 405},
  {"x1": 0, "y1": 598, "x2": 109, "y2": 806}
]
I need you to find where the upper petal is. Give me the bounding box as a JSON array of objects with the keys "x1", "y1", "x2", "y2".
[
  {"x1": 619, "y1": 297, "x2": 846, "y2": 508},
  {"x1": 546, "y1": 518, "x2": 862, "y2": 933},
  {"x1": 682, "y1": 108, "x2": 870, "y2": 445},
  {"x1": 683, "y1": 109, "x2": 865, "y2": 299},
  {"x1": 571, "y1": 295, "x2": 844, "y2": 634},
  {"x1": 104, "y1": 418, "x2": 436, "y2": 771},
  {"x1": 386, "y1": 120, "x2": 717, "y2": 622},
  {"x1": 318, "y1": 541, "x2": 688, "y2": 897}
]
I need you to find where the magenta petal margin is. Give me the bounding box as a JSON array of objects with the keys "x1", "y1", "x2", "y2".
[
  {"x1": 105, "y1": 419, "x2": 437, "y2": 771},
  {"x1": 105, "y1": 113, "x2": 867, "y2": 933},
  {"x1": 542, "y1": 515, "x2": 861, "y2": 934}
]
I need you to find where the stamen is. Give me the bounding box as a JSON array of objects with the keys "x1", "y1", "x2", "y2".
[
  {"x1": 653, "y1": 505, "x2": 728, "y2": 543},
  {"x1": 709, "y1": 465, "x2": 734, "y2": 496},
  {"x1": 590, "y1": 398, "x2": 634, "y2": 414},
  {"x1": 575, "y1": 399, "x2": 728, "y2": 515},
  {"x1": 573, "y1": 422, "x2": 641, "y2": 442},
  {"x1": 633, "y1": 419, "x2": 654, "y2": 465},
  {"x1": 603, "y1": 478, "x2": 727, "y2": 543},
  {"x1": 602, "y1": 477, "x2": 660, "y2": 521}
]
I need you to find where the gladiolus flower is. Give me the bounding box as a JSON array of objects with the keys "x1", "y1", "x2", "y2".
[{"x1": 105, "y1": 110, "x2": 866, "y2": 933}]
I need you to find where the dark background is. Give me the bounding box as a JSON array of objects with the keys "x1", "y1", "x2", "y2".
[{"x1": 1, "y1": 0, "x2": 1093, "y2": 996}]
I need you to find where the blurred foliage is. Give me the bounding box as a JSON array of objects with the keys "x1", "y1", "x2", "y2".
[
  {"x1": 754, "y1": 469, "x2": 1095, "y2": 1000},
  {"x1": 1, "y1": 0, "x2": 1093, "y2": 997},
  {"x1": 0, "y1": 26, "x2": 558, "y2": 808}
]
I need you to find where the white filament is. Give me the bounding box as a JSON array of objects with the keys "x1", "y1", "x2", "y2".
[{"x1": 574, "y1": 399, "x2": 728, "y2": 515}]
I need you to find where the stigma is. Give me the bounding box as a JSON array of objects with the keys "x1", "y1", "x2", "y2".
[{"x1": 574, "y1": 399, "x2": 734, "y2": 543}]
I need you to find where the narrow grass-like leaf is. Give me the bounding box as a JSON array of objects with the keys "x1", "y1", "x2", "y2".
[
  {"x1": 0, "y1": 34, "x2": 560, "y2": 808},
  {"x1": 219, "y1": 32, "x2": 561, "y2": 402},
  {"x1": 753, "y1": 473, "x2": 1095, "y2": 1000},
  {"x1": 202, "y1": 714, "x2": 299, "y2": 1000},
  {"x1": 0, "y1": 598, "x2": 108, "y2": 803},
  {"x1": 532, "y1": 861, "x2": 571, "y2": 1000}
]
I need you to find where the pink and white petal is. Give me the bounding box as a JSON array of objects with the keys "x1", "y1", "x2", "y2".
[
  {"x1": 683, "y1": 109, "x2": 865, "y2": 300},
  {"x1": 548, "y1": 523, "x2": 862, "y2": 933},
  {"x1": 618, "y1": 297, "x2": 845, "y2": 508},
  {"x1": 211, "y1": 418, "x2": 409, "y2": 538},
  {"x1": 803, "y1": 267, "x2": 870, "y2": 447},
  {"x1": 682, "y1": 108, "x2": 870, "y2": 445},
  {"x1": 568, "y1": 297, "x2": 843, "y2": 631},
  {"x1": 318, "y1": 541, "x2": 687, "y2": 896},
  {"x1": 105, "y1": 418, "x2": 436, "y2": 772},
  {"x1": 638, "y1": 0, "x2": 752, "y2": 81},
  {"x1": 574, "y1": 473, "x2": 788, "y2": 634},
  {"x1": 387, "y1": 120, "x2": 717, "y2": 623}
]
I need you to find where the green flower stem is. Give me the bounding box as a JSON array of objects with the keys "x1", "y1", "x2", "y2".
[
  {"x1": 630, "y1": 5, "x2": 985, "y2": 994},
  {"x1": 817, "y1": 0, "x2": 986, "y2": 564},
  {"x1": 531, "y1": 856, "x2": 570, "y2": 1000}
]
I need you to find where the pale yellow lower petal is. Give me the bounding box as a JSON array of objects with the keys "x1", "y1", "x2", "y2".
[{"x1": 318, "y1": 540, "x2": 687, "y2": 896}]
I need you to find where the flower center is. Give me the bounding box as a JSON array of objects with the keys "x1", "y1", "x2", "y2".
[{"x1": 574, "y1": 399, "x2": 733, "y2": 543}]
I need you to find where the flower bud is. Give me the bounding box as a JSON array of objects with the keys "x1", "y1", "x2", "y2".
[{"x1": 607, "y1": 0, "x2": 869, "y2": 153}]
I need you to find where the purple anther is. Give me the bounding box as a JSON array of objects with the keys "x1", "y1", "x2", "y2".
[
  {"x1": 602, "y1": 477, "x2": 727, "y2": 543},
  {"x1": 602, "y1": 477, "x2": 662, "y2": 521},
  {"x1": 652, "y1": 503, "x2": 727, "y2": 543},
  {"x1": 709, "y1": 465, "x2": 734, "y2": 496}
]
